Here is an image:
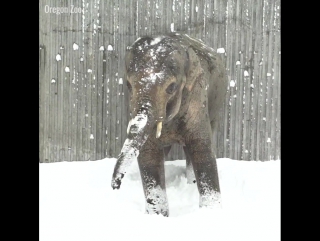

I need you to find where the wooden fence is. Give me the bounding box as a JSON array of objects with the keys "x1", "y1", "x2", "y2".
[{"x1": 39, "y1": 0, "x2": 280, "y2": 162}]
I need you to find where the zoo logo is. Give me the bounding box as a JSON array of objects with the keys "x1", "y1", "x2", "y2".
[{"x1": 44, "y1": 5, "x2": 84, "y2": 15}]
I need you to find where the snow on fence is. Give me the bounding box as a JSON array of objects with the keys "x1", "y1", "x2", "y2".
[{"x1": 39, "y1": 0, "x2": 280, "y2": 162}]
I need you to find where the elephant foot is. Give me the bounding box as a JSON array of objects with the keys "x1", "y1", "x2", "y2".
[
  {"x1": 145, "y1": 186, "x2": 169, "y2": 217},
  {"x1": 111, "y1": 173, "x2": 124, "y2": 189},
  {"x1": 199, "y1": 191, "x2": 222, "y2": 209}
]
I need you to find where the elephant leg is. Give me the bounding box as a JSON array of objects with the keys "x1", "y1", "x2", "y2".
[
  {"x1": 183, "y1": 146, "x2": 196, "y2": 184},
  {"x1": 138, "y1": 143, "x2": 169, "y2": 217},
  {"x1": 185, "y1": 128, "x2": 222, "y2": 208}
]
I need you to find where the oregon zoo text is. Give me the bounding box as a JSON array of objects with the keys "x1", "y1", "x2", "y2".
[{"x1": 44, "y1": 5, "x2": 83, "y2": 14}]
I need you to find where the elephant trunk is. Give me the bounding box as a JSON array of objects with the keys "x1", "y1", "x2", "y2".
[{"x1": 111, "y1": 107, "x2": 156, "y2": 189}]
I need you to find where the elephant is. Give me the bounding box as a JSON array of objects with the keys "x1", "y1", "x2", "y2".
[{"x1": 111, "y1": 33, "x2": 228, "y2": 217}]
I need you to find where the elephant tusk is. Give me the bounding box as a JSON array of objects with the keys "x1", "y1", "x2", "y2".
[
  {"x1": 156, "y1": 121, "x2": 162, "y2": 138},
  {"x1": 127, "y1": 119, "x2": 132, "y2": 134}
]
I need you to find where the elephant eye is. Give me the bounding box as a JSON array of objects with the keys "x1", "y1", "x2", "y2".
[
  {"x1": 166, "y1": 83, "x2": 177, "y2": 94},
  {"x1": 127, "y1": 81, "x2": 132, "y2": 92}
]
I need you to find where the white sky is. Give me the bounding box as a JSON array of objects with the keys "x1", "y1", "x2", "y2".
[{"x1": 40, "y1": 157, "x2": 280, "y2": 241}]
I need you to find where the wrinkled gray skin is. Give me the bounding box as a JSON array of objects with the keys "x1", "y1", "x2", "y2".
[{"x1": 111, "y1": 33, "x2": 228, "y2": 217}]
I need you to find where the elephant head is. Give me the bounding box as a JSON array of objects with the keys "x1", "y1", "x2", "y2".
[{"x1": 111, "y1": 35, "x2": 203, "y2": 189}]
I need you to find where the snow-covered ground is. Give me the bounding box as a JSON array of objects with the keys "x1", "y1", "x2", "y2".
[{"x1": 40, "y1": 157, "x2": 280, "y2": 241}]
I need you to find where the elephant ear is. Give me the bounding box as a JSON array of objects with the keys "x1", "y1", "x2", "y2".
[{"x1": 185, "y1": 47, "x2": 203, "y2": 92}]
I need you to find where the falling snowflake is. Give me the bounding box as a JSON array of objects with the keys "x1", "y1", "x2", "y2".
[
  {"x1": 73, "y1": 43, "x2": 79, "y2": 50},
  {"x1": 217, "y1": 48, "x2": 225, "y2": 53},
  {"x1": 56, "y1": 54, "x2": 61, "y2": 61}
]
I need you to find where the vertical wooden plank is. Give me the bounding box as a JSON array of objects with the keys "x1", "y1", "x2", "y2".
[
  {"x1": 265, "y1": 0, "x2": 275, "y2": 161},
  {"x1": 69, "y1": 1, "x2": 76, "y2": 161},
  {"x1": 184, "y1": 0, "x2": 190, "y2": 35},
  {"x1": 240, "y1": 0, "x2": 250, "y2": 161},
  {"x1": 242, "y1": 0, "x2": 254, "y2": 160},
  {"x1": 92, "y1": 1, "x2": 98, "y2": 161},
  {"x1": 230, "y1": 0, "x2": 241, "y2": 160},
  {"x1": 246, "y1": 0, "x2": 257, "y2": 161},
  {"x1": 167, "y1": 0, "x2": 173, "y2": 33},
  {"x1": 108, "y1": 1, "x2": 116, "y2": 157},
  {"x1": 137, "y1": 0, "x2": 142, "y2": 35},
  {"x1": 132, "y1": 0, "x2": 138, "y2": 37},
  {"x1": 188, "y1": 0, "x2": 194, "y2": 35},
  {"x1": 180, "y1": 0, "x2": 184, "y2": 33},
  {"x1": 213, "y1": 0, "x2": 226, "y2": 158},
  {"x1": 104, "y1": 1, "x2": 111, "y2": 157},
  {"x1": 98, "y1": 0, "x2": 106, "y2": 160},
  {"x1": 96, "y1": 0, "x2": 103, "y2": 160},
  {"x1": 234, "y1": 0, "x2": 242, "y2": 161},
  {"x1": 82, "y1": 0, "x2": 89, "y2": 161},
  {"x1": 202, "y1": 0, "x2": 208, "y2": 40},
  {"x1": 115, "y1": 0, "x2": 122, "y2": 156},
  {"x1": 276, "y1": 32, "x2": 281, "y2": 160},
  {"x1": 134, "y1": 0, "x2": 139, "y2": 36},
  {"x1": 91, "y1": 0, "x2": 97, "y2": 160},
  {"x1": 119, "y1": 0, "x2": 127, "y2": 152},
  {"x1": 100, "y1": 1, "x2": 106, "y2": 158},
  {"x1": 222, "y1": 0, "x2": 233, "y2": 159},
  {"x1": 102, "y1": 53, "x2": 108, "y2": 158},
  {"x1": 45, "y1": 0, "x2": 51, "y2": 163},
  {"x1": 78, "y1": 22, "x2": 86, "y2": 162},
  {"x1": 172, "y1": 0, "x2": 177, "y2": 33},
  {"x1": 61, "y1": 0, "x2": 67, "y2": 162},
  {"x1": 46, "y1": 0, "x2": 53, "y2": 163},
  {"x1": 204, "y1": 0, "x2": 213, "y2": 45},
  {"x1": 172, "y1": 0, "x2": 182, "y2": 32},
  {"x1": 272, "y1": 1, "x2": 280, "y2": 160},
  {"x1": 39, "y1": 33, "x2": 45, "y2": 162},
  {"x1": 259, "y1": 0, "x2": 272, "y2": 161},
  {"x1": 219, "y1": 0, "x2": 227, "y2": 49},
  {"x1": 63, "y1": 1, "x2": 71, "y2": 162},
  {"x1": 39, "y1": 1, "x2": 43, "y2": 163},
  {"x1": 251, "y1": 0, "x2": 263, "y2": 161},
  {"x1": 87, "y1": 0, "x2": 95, "y2": 161},
  {"x1": 276, "y1": 1, "x2": 281, "y2": 160},
  {"x1": 202, "y1": 0, "x2": 207, "y2": 38},
  {"x1": 256, "y1": 0, "x2": 265, "y2": 161},
  {"x1": 195, "y1": 0, "x2": 201, "y2": 38},
  {"x1": 39, "y1": 0, "x2": 50, "y2": 162},
  {"x1": 75, "y1": 0, "x2": 83, "y2": 161},
  {"x1": 52, "y1": 7, "x2": 60, "y2": 162},
  {"x1": 114, "y1": 0, "x2": 120, "y2": 156},
  {"x1": 151, "y1": 0, "x2": 157, "y2": 35},
  {"x1": 57, "y1": 7, "x2": 64, "y2": 162},
  {"x1": 84, "y1": 0, "x2": 91, "y2": 161}
]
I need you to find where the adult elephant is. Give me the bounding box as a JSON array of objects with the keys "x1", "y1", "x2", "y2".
[{"x1": 111, "y1": 33, "x2": 228, "y2": 217}]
